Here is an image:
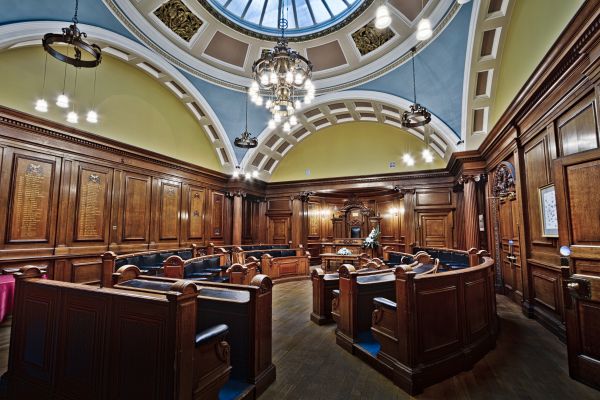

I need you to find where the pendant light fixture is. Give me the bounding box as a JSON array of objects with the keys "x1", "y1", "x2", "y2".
[
  {"x1": 374, "y1": 2, "x2": 392, "y2": 30},
  {"x1": 416, "y1": 0, "x2": 432, "y2": 41},
  {"x1": 37, "y1": 0, "x2": 102, "y2": 122},
  {"x1": 35, "y1": 53, "x2": 49, "y2": 112},
  {"x1": 234, "y1": 91, "x2": 258, "y2": 149},
  {"x1": 402, "y1": 47, "x2": 431, "y2": 128},
  {"x1": 86, "y1": 69, "x2": 99, "y2": 123}
]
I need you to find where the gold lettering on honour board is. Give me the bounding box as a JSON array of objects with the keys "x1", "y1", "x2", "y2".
[
  {"x1": 11, "y1": 161, "x2": 52, "y2": 240},
  {"x1": 77, "y1": 171, "x2": 107, "y2": 240}
]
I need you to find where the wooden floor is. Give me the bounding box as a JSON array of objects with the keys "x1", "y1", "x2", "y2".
[{"x1": 0, "y1": 280, "x2": 598, "y2": 399}]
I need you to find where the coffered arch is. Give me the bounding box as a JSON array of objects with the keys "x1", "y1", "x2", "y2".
[
  {"x1": 0, "y1": 21, "x2": 238, "y2": 168},
  {"x1": 240, "y1": 90, "x2": 459, "y2": 180}
]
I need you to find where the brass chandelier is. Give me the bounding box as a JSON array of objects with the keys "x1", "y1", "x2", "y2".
[{"x1": 250, "y1": 18, "x2": 314, "y2": 132}]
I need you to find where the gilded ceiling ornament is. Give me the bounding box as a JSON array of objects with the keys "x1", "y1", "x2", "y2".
[
  {"x1": 352, "y1": 20, "x2": 395, "y2": 56},
  {"x1": 154, "y1": 0, "x2": 203, "y2": 42}
]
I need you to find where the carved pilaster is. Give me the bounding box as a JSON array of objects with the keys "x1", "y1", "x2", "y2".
[{"x1": 227, "y1": 191, "x2": 246, "y2": 245}]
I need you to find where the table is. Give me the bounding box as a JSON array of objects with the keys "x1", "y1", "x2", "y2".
[
  {"x1": 0, "y1": 275, "x2": 15, "y2": 323},
  {"x1": 320, "y1": 253, "x2": 361, "y2": 272}
]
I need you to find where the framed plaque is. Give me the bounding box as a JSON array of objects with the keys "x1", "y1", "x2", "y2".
[{"x1": 539, "y1": 184, "x2": 558, "y2": 238}]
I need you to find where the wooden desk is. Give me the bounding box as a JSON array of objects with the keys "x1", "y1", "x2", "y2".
[{"x1": 320, "y1": 253, "x2": 361, "y2": 272}]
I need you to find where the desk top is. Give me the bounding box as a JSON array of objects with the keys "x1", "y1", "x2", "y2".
[{"x1": 320, "y1": 253, "x2": 361, "y2": 258}]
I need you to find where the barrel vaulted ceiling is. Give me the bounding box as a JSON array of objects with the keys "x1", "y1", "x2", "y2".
[{"x1": 0, "y1": 0, "x2": 518, "y2": 180}]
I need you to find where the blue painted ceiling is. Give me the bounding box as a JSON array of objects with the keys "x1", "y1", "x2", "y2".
[{"x1": 0, "y1": 0, "x2": 472, "y2": 162}]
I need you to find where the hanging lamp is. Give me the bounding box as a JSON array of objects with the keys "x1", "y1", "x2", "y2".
[
  {"x1": 234, "y1": 92, "x2": 258, "y2": 148},
  {"x1": 402, "y1": 47, "x2": 431, "y2": 128}
]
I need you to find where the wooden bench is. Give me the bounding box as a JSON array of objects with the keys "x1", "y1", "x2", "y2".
[
  {"x1": 355, "y1": 253, "x2": 496, "y2": 395},
  {"x1": 207, "y1": 243, "x2": 291, "y2": 257},
  {"x1": 310, "y1": 261, "x2": 390, "y2": 325},
  {"x1": 7, "y1": 266, "x2": 230, "y2": 400},
  {"x1": 334, "y1": 253, "x2": 438, "y2": 348},
  {"x1": 113, "y1": 267, "x2": 276, "y2": 399},
  {"x1": 260, "y1": 251, "x2": 310, "y2": 283},
  {"x1": 226, "y1": 258, "x2": 260, "y2": 285},
  {"x1": 162, "y1": 253, "x2": 230, "y2": 282},
  {"x1": 101, "y1": 245, "x2": 202, "y2": 287},
  {"x1": 232, "y1": 246, "x2": 306, "y2": 265}
]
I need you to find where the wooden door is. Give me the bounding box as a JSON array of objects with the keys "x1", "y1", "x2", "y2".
[
  {"x1": 555, "y1": 148, "x2": 600, "y2": 390},
  {"x1": 417, "y1": 212, "x2": 452, "y2": 248},
  {"x1": 268, "y1": 217, "x2": 289, "y2": 244},
  {"x1": 498, "y1": 196, "x2": 523, "y2": 302}
]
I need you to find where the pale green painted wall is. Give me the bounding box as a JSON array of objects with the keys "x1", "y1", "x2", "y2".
[
  {"x1": 490, "y1": 0, "x2": 584, "y2": 127},
  {"x1": 0, "y1": 46, "x2": 222, "y2": 171},
  {"x1": 270, "y1": 122, "x2": 445, "y2": 182}
]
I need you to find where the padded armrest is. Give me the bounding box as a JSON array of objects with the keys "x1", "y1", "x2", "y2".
[
  {"x1": 332, "y1": 289, "x2": 340, "y2": 296},
  {"x1": 195, "y1": 323, "x2": 229, "y2": 347},
  {"x1": 374, "y1": 297, "x2": 397, "y2": 310}
]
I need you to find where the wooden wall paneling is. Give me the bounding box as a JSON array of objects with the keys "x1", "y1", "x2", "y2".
[
  {"x1": 117, "y1": 171, "x2": 152, "y2": 251},
  {"x1": 454, "y1": 189, "x2": 466, "y2": 250},
  {"x1": 53, "y1": 158, "x2": 72, "y2": 253},
  {"x1": 0, "y1": 147, "x2": 61, "y2": 256},
  {"x1": 155, "y1": 178, "x2": 181, "y2": 246},
  {"x1": 268, "y1": 217, "x2": 290, "y2": 244},
  {"x1": 557, "y1": 92, "x2": 599, "y2": 156},
  {"x1": 377, "y1": 199, "x2": 398, "y2": 242},
  {"x1": 185, "y1": 185, "x2": 205, "y2": 244},
  {"x1": 291, "y1": 197, "x2": 304, "y2": 248},
  {"x1": 402, "y1": 192, "x2": 416, "y2": 252},
  {"x1": 417, "y1": 211, "x2": 453, "y2": 248},
  {"x1": 209, "y1": 191, "x2": 225, "y2": 241},
  {"x1": 64, "y1": 161, "x2": 114, "y2": 253},
  {"x1": 307, "y1": 201, "x2": 321, "y2": 240},
  {"x1": 242, "y1": 198, "x2": 253, "y2": 243},
  {"x1": 257, "y1": 200, "x2": 268, "y2": 243}
]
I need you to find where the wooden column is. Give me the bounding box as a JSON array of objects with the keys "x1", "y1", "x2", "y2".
[
  {"x1": 291, "y1": 191, "x2": 313, "y2": 248},
  {"x1": 395, "y1": 187, "x2": 415, "y2": 253},
  {"x1": 462, "y1": 175, "x2": 480, "y2": 250},
  {"x1": 228, "y1": 191, "x2": 245, "y2": 245}
]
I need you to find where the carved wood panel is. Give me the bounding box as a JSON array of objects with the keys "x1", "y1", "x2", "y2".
[
  {"x1": 187, "y1": 187, "x2": 205, "y2": 240},
  {"x1": 159, "y1": 180, "x2": 181, "y2": 241},
  {"x1": 6, "y1": 152, "x2": 58, "y2": 243},
  {"x1": 211, "y1": 192, "x2": 225, "y2": 239},
  {"x1": 121, "y1": 173, "x2": 151, "y2": 242}
]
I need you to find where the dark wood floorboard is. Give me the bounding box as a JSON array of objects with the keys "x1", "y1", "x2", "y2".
[{"x1": 0, "y1": 281, "x2": 598, "y2": 399}]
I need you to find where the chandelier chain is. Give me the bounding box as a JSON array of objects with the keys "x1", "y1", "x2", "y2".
[{"x1": 72, "y1": 0, "x2": 79, "y2": 24}]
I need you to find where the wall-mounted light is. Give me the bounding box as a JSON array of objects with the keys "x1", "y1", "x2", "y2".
[
  {"x1": 402, "y1": 153, "x2": 415, "y2": 166},
  {"x1": 422, "y1": 149, "x2": 433, "y2": 163}
]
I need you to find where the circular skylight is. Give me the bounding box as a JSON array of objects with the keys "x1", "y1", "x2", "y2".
[{"x1": 203, "y1": 0, "x2": 368, "y2": 39}]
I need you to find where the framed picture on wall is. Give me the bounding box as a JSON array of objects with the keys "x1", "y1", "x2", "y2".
[{"x1": 539, "y1": 184, "x2": 559, "y2": 237}]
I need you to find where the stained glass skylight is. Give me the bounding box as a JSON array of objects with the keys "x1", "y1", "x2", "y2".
[{"x1": 203, "y1": 0, "x2": 367, "y2": 39}]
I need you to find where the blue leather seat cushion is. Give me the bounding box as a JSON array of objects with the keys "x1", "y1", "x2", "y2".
[
  {"x1": 374, "y1": 297, "x2": 397, "y2": 309},
  {"x1": 117, "y1": 279, "x2": 173, "y2": 291},
  {"x1": 357, "y1": 273, "x2": 395, "y2": 284},
  {"x1": 190, "y1": 272, "x2": 213, "y2": 278},
  {"x1": 159, "y1": 252, "x2": 174, "y2": 262},
  {"x1": 126, "y1": 255, "x2": 141, "y2": 266},
  {"x1": 177, "y1": 250, "x2": 193, "y2": 260},
  {"x1": 115, "y1": 259, "x2": 127, "y2": 268},
  {"x1": 332, "y1": 289, "x2": 339, "y2": 296},
  {"x1": 141, "y1": 254, "x2": 161, "y2": 267},
  {"x1": 280, "y1": 250, "x2": 296, "y2": 257}
]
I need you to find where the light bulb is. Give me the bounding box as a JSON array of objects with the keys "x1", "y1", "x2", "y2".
[
  {"x1": 294, "y1": 99, "x2": 302, "y2": 109},
  {"x1": 422, "y1": 149, "x2": 433, "y2": 162},
  {"x1": 304, "y1": 96, "x2": 312, "y2": 105},
  {"x1": 266, "y1": 99, "x2": 273, "y2": 109},
  {"x1": 274, "y1": 113, "x2": 282, "y2": 123},
  {"x1": 416, "y1": 18, "x2": 433, "y2": 41},
  {"x1": 283, "y1": 122, "x2": 291, "y2": 132},
  {"x1": 67, "y1": 111, "x2": 79, "y2": 124},
  {"x1": 403, "y1": 153, "x2": 415, "y2": 166},
  {"x1": 245, "y1": 172, "x2": 252, "y2": 180},
  {"x1": 304, "y1": 79, "x2": 312, "y2": 89},
  {"x1": 294, "y1": 73, "x2": 303, "y2": 85},
  {"x1": 268, "y1": 119, "x2": 276, "y2": 129},
  {"x1": 255, "y1": 97, "x2": 263, "y2": 106},
  {"x1": 233, "y1": 170, "x2": 239, "y2": 178},
  {"x1": 56, "y1": 94, "x2": 69, "y2": 108},
  {"x1": 86, "y1": 110, "x2": 98, "y2": 123},
  {"x1": 270, "y1": 72, "x2": 278, "y2": 84},
  {"x1": 260, "y1": 73, "x2": 269, "y2": 85},
  {"x1": 252, "y1": 170, "x2": 258, "y2": 178},
  {"x1": 285, "y1": 71, "x2": 293, "y2": 83},
  {"x1": 35, "y1": 99, "x2": 48, "y2": 112},
  {"x1": 289, "y1": 115, "x2": 298, "y2": 126},
  {"x1": 250, "y1": 81, "x2": 259, "y2": 91},
  {"x1": 374, "y1": 5, "x2": 392, "y2": 29}
]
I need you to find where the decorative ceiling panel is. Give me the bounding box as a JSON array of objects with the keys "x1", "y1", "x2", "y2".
[
  {"x1": 352, "y1": 20, "x2": 395, "y2": 56},
  {"x1": 306, "y1": 40, "x2": 347, "y2": 71},
  {"x1": 154, "y1": 0, "x2": 203, "y2": 42},
  {"x1": 204, "y1": 31, "x2": 249, "y2": 67}
]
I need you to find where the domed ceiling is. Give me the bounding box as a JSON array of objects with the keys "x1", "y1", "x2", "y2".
[
  {"x1": 105, "y1": 0, "x2": 455, "y2": 86},
  {"x1": 0, "y1": 0, "x2": 521, "y2": 181}
]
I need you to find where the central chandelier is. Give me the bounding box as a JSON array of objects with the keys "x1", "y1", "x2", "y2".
[{"x1": 250, "y1": 18, "x2": 314, "y2": 132}]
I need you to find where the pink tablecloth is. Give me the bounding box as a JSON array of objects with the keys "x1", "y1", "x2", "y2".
[{"x1": 0, "y1": 275, "x2": 15, "y2": 323}]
